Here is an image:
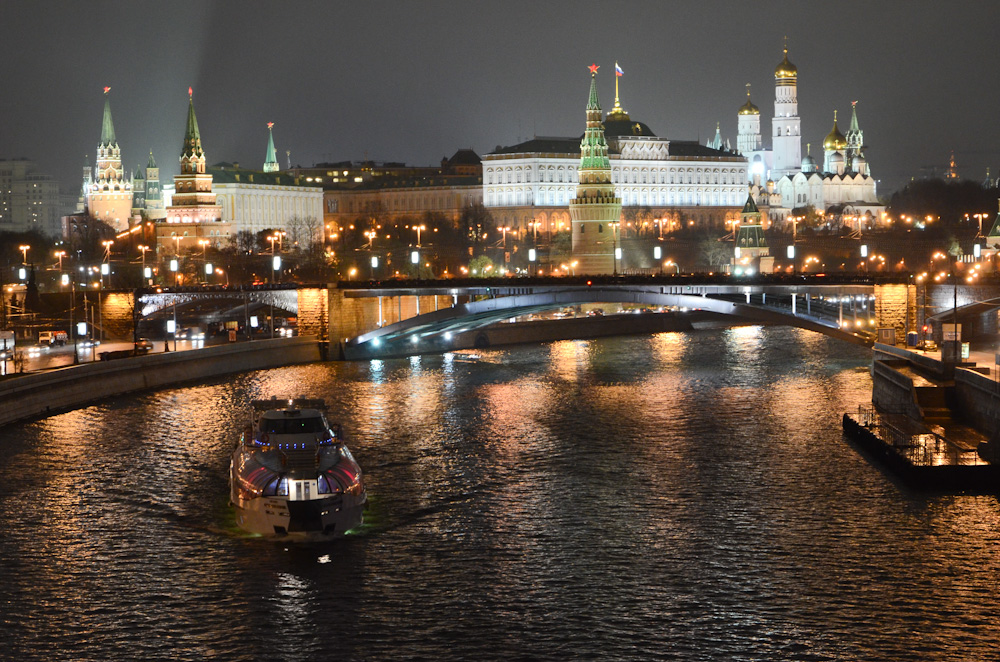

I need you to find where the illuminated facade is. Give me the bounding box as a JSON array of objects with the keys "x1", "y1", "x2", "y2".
[
  {"x1": 569, "y1": 66, "x2": 621, "y2": 274},
  {"x1": 0, "y1": 159, "x2": 63, "y2": 236},
  {"x1": 483, "y1": 70, "x2": 748, "y2": 236},
  {"x1": 87, "y1": 89, "x2": 133, "y2": 231},
  {"x1": 735, "y1": 47, "x2": 881, "y2": 224},
  {"x1": 160, "y1": 89, "x2": 229, "y2": 251},
  {"x1": 210, "y1": 164, "x2": 324, "y2": 242}
]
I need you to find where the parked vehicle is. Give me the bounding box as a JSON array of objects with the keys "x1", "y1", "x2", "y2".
[{"x1": 38, "y1": 330, "x2": 68, "y2": 346}]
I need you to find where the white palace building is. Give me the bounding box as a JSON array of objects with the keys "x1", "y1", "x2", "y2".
[
  {"x1": 483, "y1": 65, "x2": 749, "y2": 236},
  {"x1": 483, "y1": 49, "x2": 883, "y2": 236}
]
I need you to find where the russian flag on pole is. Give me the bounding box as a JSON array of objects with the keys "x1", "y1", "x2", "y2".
[{"x1": 615, "y1": 63, "x2": 624, "y2": 76}]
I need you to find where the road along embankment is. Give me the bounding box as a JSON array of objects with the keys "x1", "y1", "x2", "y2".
[{"x1": 0, "y1": 337, "x2": 322, "y2": 429}]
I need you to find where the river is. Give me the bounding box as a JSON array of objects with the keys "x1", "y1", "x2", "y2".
[{"x1": 1, "y1": 325, "x2": 997, "y2": 661}]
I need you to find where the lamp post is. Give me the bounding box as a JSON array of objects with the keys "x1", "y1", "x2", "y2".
[
  {"x1": 54, "y1": 250, "x2": 65, "y2": 272},
  {"x1": 198, "y1": 239, "x2": 209, "y2": 283},
  {"x1": 610, "y1": 221, "x2": 620, "y2": 275},
  {"x1": 172, "y1": 235, "x2": 181, "y2": 256},
  {"x1": 19, "y1": 245, "x2": 29, "y2": 264},
  {"x1": 413, "y1": 224, "x2": 426, "y2": 247},
  {"x1": 665, "y1": 260, "x2": 680, "y2": 274},
  {"x1": 138, "y1": 244, "x2": 149, "y2": 281}
]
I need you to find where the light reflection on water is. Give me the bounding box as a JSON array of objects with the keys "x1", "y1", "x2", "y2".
[{"x1": 0, "y1": 326, "x2": 998, "y2": 660}]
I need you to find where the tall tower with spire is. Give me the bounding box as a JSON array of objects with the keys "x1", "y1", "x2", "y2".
[
  {"x1": 263, "y1": 122, "x2": 280, "y2": 173},
  {"x1": 131, "y1": 164, "x2": 145, "y2": 217},
  {"x1": 570, "y1": 64, "x2": 622, "y2": 275},
  {"x1": 737, "y1": 84, "x2": 762, "y2": 155},
  {"x1": 144, "y1": 151, "x2": 165, "y2": 220},
  {"x1": 87, "y1": 87, "x2": 133, "y2": 230},
  {"x1": 771, "y1": 43, "x2": 802, "y2": 178},
  {"x1": 164, "y1": 88, "x2": 222, "y2": 245}
]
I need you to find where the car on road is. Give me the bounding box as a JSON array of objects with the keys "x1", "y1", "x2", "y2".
[{"x1": 134, "y1": 338, "x2": 154, "y2": 352}]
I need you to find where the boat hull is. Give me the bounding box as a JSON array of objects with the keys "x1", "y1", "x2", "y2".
[{"x1": 232, "y1": 493, "x2": 365, "y2": 539}]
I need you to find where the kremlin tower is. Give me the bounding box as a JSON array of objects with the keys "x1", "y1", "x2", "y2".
[
  {"x1": 263, "y1": 122, "x2": 279, "y2": 173},
  {"x1": 144, "y1": 151, "x2": 165, "y2": 220},
  {"x1": 87, "y1": 88, "x2": 133, "y2": 230},
  {"x1": 569, "y1": 64, "x2": 622, "y2": 275},
  {"x1": 162, "y1": 88, "x2": 225, "y2": 252}
]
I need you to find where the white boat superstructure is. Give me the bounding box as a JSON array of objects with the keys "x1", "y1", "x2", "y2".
[{"x1": 229, "y1": 397, "x2": 366, "y2": 538}]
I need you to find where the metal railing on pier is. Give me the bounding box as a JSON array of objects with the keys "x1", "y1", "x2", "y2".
[{"x1": 854, "y1": 405, "x2": 987, "y2": 467}]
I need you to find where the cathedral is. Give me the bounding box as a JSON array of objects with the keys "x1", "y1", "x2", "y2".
[{"x1": 732, "y1": 46, "x2": 883, "y2": 227}]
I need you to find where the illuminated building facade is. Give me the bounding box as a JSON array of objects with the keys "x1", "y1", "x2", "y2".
[
  {"x1": 87, "y1": 88, "x2": 133, "y2": 231},
  {"x1": 483, "y1": 67, "x2": 748, "y2": 237},
  {"x1": 160, "y1": 89, "x2": 230, "y2": 251},
  {"x1": 735, "y1": 47, "x2": 881, "y2": 224},
  {"x1": 0, "y1": 159, "x2": 64, "y2": 236},
  {"x1": 569, "y1": 66, "x2": 621, "y2": 274}
]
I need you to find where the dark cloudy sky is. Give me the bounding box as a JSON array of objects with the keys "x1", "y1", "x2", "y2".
[{"x1": 2, "y1": 1, "x2": 999, "y2": 197}]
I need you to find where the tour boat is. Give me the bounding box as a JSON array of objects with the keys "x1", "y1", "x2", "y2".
[{"x1": 229, "y1": 397, "x2": 366, "y2": 538}]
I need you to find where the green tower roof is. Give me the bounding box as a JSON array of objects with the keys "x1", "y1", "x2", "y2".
[
  {"x1": 741, "y1": 189, "x2": 759, "y2": 214},
  {"x1": 264, "y1": 124, "x2": 278, "y2": 168},
  {"x1": 100, "y1": 89, "x2": 116, "y2": 146},
  {"x1": 587, "y1": 73, "x2": 600, "y2": 111},
  {"x1": 133, "y1": 164, "x2": 144, "y2": 180},
  {"x1": 182, "y1": 89, "x2": 203, "y2": 158}
]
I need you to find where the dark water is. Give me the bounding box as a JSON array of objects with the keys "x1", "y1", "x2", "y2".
[{"x1": 1, "y1": 326, "x2": 998, "y2": 661}]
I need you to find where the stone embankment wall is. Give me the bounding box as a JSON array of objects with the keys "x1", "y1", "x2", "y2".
[
  {"x1": 871, "y1": 359, "x2": 922, "y2": 419},
  {"x1": 0, "y1": 337, "x2": 321, "y2": 429},
  {"x1": 952, "y1": 368, "x2": 1000, "y2": 442}
]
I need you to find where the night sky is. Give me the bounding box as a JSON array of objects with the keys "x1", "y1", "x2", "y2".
[{"x1": 3, "y1": 1, "x2": 999, "y2": 198}]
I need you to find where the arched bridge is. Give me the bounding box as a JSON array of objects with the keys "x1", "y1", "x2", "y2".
[{"x1": 336, "y1": 275, "x2": 918, "y2": 359}]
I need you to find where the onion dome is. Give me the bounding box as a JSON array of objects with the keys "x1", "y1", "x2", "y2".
[
  {"x1": 775, "y1": 48, "x2": 797, "y2": 81},
  {"x1": 801, "y1": 153, "x2": 817, "y2": 173},
  {"x1": 824, "y1": 111, "x2": 847, "y2": 151},
  {"x1": 830, "y1": 152, "x2": 845, "y2": 168},
  {"x1": 852, "y1": 154, "x2": 867, "y2": 173},
  {"x1": 739, "y1": 88, "x2": 759, "y2": 115}
]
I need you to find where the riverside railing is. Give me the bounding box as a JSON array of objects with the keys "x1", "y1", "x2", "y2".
[{"x1": 854, "y1": 405, "x2": 986, "y2": 467}]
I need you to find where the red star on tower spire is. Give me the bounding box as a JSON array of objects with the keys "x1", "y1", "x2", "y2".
[
  {"x1": 588, "y1": 63, "x2": 599, "y2": 75},
  {"x1": 267, "y1": 122, "x2": 274, "y2": 129},
  {"x1": 188, "y1": 86, "x2": 193, "y2": 98},
  {"x1": 103, "y1": 86, "x2": 110, "y2": 94}
]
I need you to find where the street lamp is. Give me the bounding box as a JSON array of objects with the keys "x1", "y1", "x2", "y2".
[
  {"x1": 609, "y1": 220, "x2": 620, "y2": 275},
  {"x1": 267, "y1": 234, "x2": 277, "y2": 255},
  {"x1": 665, "y1": 260, "x2": 680, "y2": 274},
  {"x1": 19, "y1": 245, "x2": 29, "y2": 264},
  {"x1": 54, "y1": 250, "x2": 66, "y2": 272},
  {"x1": 138, "y1": 244, "x2": 149, "y2": 278},
  {"x1": 413, "y1": 224, "x2": 426, "y2": 247}
]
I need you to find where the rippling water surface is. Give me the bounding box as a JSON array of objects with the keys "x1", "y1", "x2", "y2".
[{"x1": 1, "y1": 326, "x2": 998, "y2": 661}]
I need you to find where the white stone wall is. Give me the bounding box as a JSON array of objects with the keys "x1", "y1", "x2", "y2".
[{"x1": 215, "y1": 182, "x2": 324, "y2": 240}]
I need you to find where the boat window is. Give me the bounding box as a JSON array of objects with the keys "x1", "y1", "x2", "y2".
[
  {"x1": 262, "y1": 477, "x2": 288, "y2": 497},
  {"x1": 261, "y1": 416, "x2": 328, "y2": 434}
]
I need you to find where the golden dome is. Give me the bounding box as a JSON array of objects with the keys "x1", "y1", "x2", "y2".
[
  {"x1": 823, "y1": 112, "x2": 847, "y2": 150},
  {"x1": 739, "y1": 94, "x2": 759, "y2": 115},
  {"x1": 774, "y1": 49, "x2": 797, "y2": 79}
]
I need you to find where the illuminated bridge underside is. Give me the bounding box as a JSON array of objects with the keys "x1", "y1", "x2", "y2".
[
  {"x1": 139, "y1": 290, "x2": 299, "y2": 318},
  {"x1": 348, "y1": 284, "x2": 874, "y2": 350}
]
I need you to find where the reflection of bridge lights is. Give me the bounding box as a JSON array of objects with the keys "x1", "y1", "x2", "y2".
[
  {"x1": 371, "y1": 338, "x2": 381, "y2": 348},
  {"x1": 443, "y1": 331, "x2": 452, "y2": 341},
  {"x1": 410, "y1": 336, "x2": 418, "y2": 344}
]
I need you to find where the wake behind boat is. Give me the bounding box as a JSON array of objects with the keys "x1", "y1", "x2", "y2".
[{"x1": 229, "y1": 397, "x2": 366, "y2": 539}]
